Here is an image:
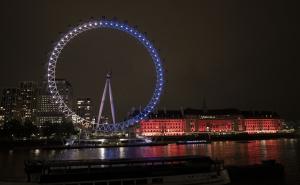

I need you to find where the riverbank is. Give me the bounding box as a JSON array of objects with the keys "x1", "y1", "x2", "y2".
[
  {"x1": 0, "y1": 132, "x2": 297, "y2": 150},
  {"x1": 0, "y1": 139, "x2": 168, "y2": 150},
  {"x1": 152, "y1": 132, "x2": 297, "y2": 142}
]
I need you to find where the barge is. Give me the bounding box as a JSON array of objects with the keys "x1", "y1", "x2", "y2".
[{"x1": 24, "y1": 156, "x2": 230, "y2": 185}]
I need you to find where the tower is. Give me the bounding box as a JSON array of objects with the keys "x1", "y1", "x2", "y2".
[
  {"x1": 1, "y1": 88, "x2": 21, "y2": 121},
  {"x1": 97, "y1": 72, "x2": 116, "y2": 124},
  {"x1": 19, "y1": 81, "x2": 38, "y2": 123}
]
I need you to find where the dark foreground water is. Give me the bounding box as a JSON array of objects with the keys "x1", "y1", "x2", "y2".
[{"x1": 0, "y1": 138, "x2": 299, "y2": 184}]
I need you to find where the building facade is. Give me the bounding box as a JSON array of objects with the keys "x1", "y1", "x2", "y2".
[
  {"x1": 0, "y1": 88, "x2": 22, "y2": 122},
  {"x1": 19, "y1": 81, "x2": 38, "y2": 123},
  {"x1": 0, "y1": 82, "x2": 39, "y2": 124},
  {"x1": 36, "y1": 79, "x2": 73, "y2": 126},
  {"x1": 0, "y1": 106, "x2": 6, "y2": 126},
  {"x1": 75, "y1": 98, "x2": 93, "y2": 122},
  {"x1": 136, "y1": 109, "x2": 283, "y2": 136}
]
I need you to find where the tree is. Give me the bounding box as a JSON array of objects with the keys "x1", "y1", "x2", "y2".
[
  {"x1": 23, "y1": 119, "x2": 38, "y2": 138},
  {"x1": 3, "y1": 119, "x2": 23, "y2": 138},
  {"x1": 41, "y1": 121, "x2": 56, "y2": 138},
  {"x1": 60, "y1": 120, "x2": 76, "y2": 136},
  {"x1": 41, "y1": 120, "x2": 76, "y2": 138}
]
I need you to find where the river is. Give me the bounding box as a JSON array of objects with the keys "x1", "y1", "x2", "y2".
[{"x1": 0, "y1": 138, "x2": 299, "y2": 184}]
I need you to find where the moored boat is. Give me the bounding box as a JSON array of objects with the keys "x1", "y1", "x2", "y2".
[{"x1": 25, "y1": 156, "x2": 230, "y2": 185}]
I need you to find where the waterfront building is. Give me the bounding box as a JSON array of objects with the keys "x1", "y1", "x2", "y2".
[
  {"x1": 76, "y1": 98, "x2": 93, "y2": 122},
  {"x1": 19, "y1": 81, "x2": 38, "y2": 123},
  {"x1": 0, "y1": 88, "x2": 22, "y2": 122},
  {"x1": 0, "y1": 106, "x2": 5, "y2": 126},
  {"x1": 136, "y1": 109, "x2": 283, "y2": 136},
  {"x1": 36, "y1": 79, "x2": 73, "y2": 126}
]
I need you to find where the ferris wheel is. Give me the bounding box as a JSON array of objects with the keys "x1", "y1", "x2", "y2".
[{"x1": 47, "y1": 19, "x2": 164, "y2": 132}]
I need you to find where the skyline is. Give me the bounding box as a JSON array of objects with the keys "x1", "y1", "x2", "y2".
[
  {"x1": 1, "y1": 0, "x2": 299, "y2": 120},
  {"x1": 0, "y1": 78, "x2": 292, "y2": 122}
]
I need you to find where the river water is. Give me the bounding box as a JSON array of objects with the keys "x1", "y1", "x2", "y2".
[{"x1": 0, "y1": 138, "x2": 299, "y2": 184}]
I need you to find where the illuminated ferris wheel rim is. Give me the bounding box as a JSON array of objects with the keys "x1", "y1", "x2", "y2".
[{"x1": 47, "y1": 19, "x2": 164, "y2": 132}]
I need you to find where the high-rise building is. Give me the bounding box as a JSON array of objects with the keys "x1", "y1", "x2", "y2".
[
  {"x1": 19, "y1": 81, "x2": 38, "y2": 123},
  {"x1": 0, "y1": 88, "x2": 22, "y2": 122},
  {"x1": 76, "y1": 98, "x2": 93, "y2": 122},
  {"x1": 0, "y1": 106, "x2": 5, "y2": 126},
  {"x1": 36, "y1": 79, "x2": 74, "y2": 126}
]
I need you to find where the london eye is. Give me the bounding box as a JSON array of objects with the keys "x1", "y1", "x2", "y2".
[{"x1": 47, "y1": 19, "x2": 164, "y2": 132}]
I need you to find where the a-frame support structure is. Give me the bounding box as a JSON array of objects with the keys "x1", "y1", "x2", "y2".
[{"x1": 97, "y1": 72, "x2": 116, "y2": 124}]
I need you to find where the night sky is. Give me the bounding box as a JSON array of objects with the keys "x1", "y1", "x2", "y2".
[{"x1": 0, "y1": 0, "x2": 299, "y2": 120}]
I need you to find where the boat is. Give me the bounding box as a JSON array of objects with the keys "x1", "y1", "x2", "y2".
[
  {"x1": 176, "y1": 140, "x2": 212, "y2": 145},
  {"x1": 60, "y1": 136, "x2": 168, "y2": 149},
  {"x1": 24, "y1": 155, "x2": 231, "y2": 185}
]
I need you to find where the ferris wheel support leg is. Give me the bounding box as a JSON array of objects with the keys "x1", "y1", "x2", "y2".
[
  {"x1": 97, "y1": 79, "x2": 108, "y2": 124},
  {"x1": 108, "y1": 80, "x2": 116, "y2": 124}
]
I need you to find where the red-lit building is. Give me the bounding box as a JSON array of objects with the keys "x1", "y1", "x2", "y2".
[{"x1": 135, "y1": 109, "x2": 283, "y2": 136}]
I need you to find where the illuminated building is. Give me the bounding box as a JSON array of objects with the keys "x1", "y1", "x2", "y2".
[
  {"x1": 36, "y1": 79, "x2": 73, "y2": 126},
  {"x1": 1, "y1": 82, "x2": 39, "y2": 124},
  {"x1": 0, "y1": 106, "x2": 5, "y2": 126},
  {"x1": 19, "y1": 81, "x2": 38, "y2": 123},
  {"x1": 136, "y1": 109, "x2": 283, "y2": 136},
  {"x1": 0, "y1": 88, "x2": 21, "y2": 122},
  {"x1": 76, "y1": 98, "x2": 93, "y2": 122}
]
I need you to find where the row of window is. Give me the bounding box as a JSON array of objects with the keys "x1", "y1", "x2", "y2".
[
  {"x1": 142, "y1": 129, "x2": 184, "y2": 132},
  {"x1": 142, "y1": 126, "x2": 184, "y2": 129}
]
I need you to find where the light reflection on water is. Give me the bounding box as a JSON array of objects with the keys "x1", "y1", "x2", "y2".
[{"x1": 0, "y1": 139, "x2": 299, "y2": 184}]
